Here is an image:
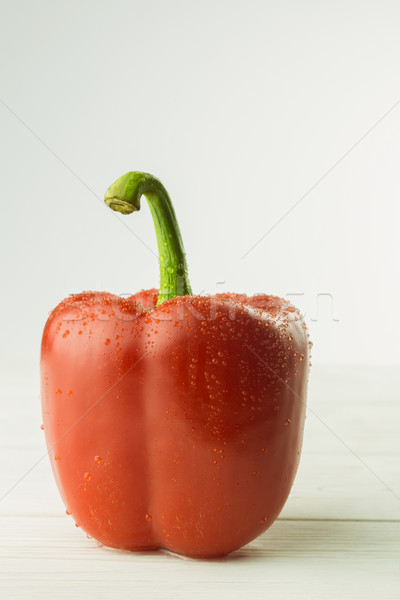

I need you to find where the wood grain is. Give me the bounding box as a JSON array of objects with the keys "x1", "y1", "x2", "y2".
[{"x1": 0, "y1": 362, "x2": 399, "y2": 598}]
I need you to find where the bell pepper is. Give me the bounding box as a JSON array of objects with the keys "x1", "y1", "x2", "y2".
[{"x1": 41, "y1": 171, "x2": 310, "y2": 558}]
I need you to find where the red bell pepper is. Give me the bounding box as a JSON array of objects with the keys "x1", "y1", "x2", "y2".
[{"x1": 41, "y1": 171, "x2": 310, "y2": 558}]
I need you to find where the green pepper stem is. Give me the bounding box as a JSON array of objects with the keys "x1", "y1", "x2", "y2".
[{"x1": 104, "y1": 172, "x2": 192, "y2": 305}]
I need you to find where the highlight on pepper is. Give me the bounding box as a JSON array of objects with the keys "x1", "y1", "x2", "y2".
[{"x1": 40, "y1": 171, "x2": 310, "y2": 558}]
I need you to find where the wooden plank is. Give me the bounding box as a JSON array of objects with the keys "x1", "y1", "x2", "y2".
[
  {"x1": 0, "y1": 516, "x2": 399, "y2": 599},
  {"x1": 1, "y1": 365, "x2": 400, "y2": 521},
  {"x1": 1, "y1": 362, "x2": 399, "y2": 597}
]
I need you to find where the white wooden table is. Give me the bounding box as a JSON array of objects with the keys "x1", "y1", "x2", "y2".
[{"x1": 1, "y1": 361, "x2": 399, "y2": 599}]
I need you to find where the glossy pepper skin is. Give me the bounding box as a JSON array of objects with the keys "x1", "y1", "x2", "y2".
[{"x1": 41, "y1": 172, "x2": 310, "y2": 558}]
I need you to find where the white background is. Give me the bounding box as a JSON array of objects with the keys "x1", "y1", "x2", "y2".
[
  {"x1": 1, "y1": 0, "x2": 400, "y2": 367},
  {"x1": 1, "y1": 3, "x2": 399, "y2": 597}
]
